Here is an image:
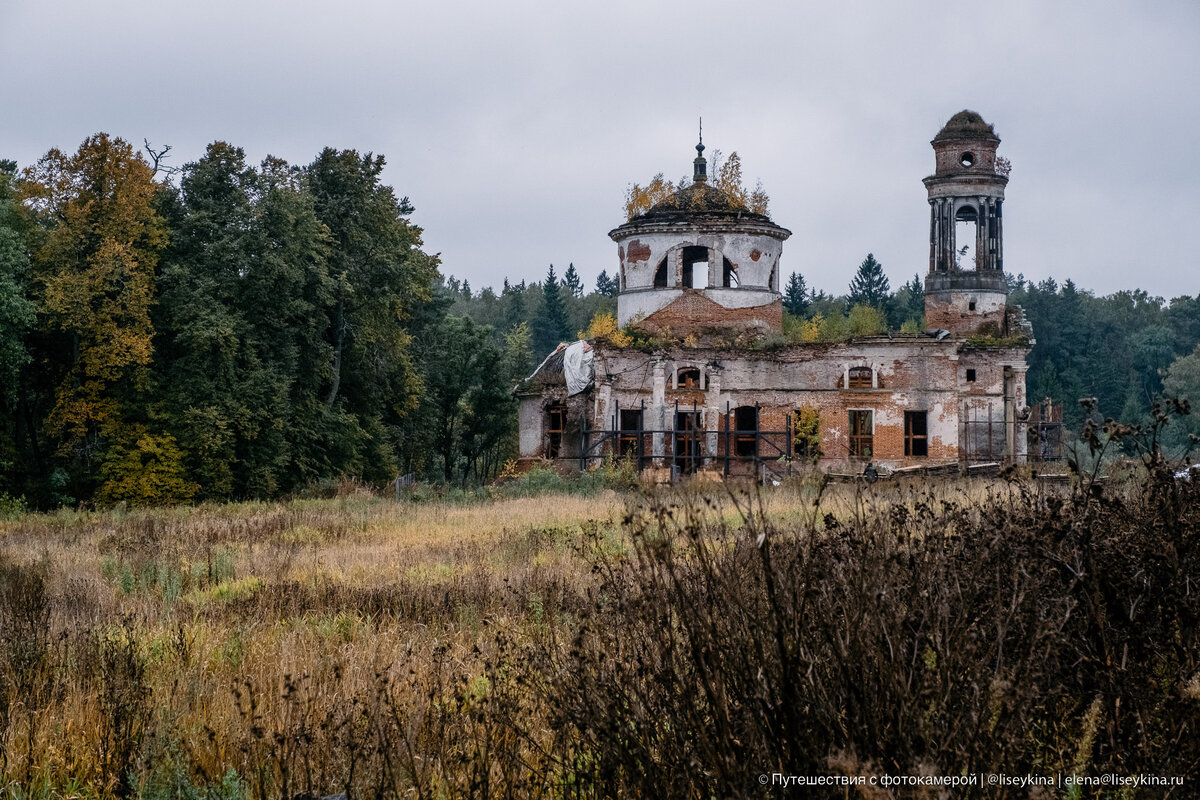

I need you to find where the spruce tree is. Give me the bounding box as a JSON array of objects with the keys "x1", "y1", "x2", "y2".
[
  {"x1": 783, "y1": 271, "x2": 809, "y2": 316},
  {"x1": 848, "y1": 253, "x2": 891, "y2": 308},
  {"x1": 596, "y1": 269, "x2": 619, "y2": 297},
  {"x1": 563, "y1": 262, "x2": 584, "y2": 298},
  {"x1": 533, "y1": 264, "x2": 570, "y2": 356}
]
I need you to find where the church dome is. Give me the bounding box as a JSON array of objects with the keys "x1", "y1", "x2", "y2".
[
  {"x1": 932, "y1": 110, "x2": 999, "y2": 143},
  {"x1": 632, "y1": 181, "x2": 772, "y2": 224}
]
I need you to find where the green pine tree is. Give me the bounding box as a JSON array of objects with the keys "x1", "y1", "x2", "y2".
[
  {"x1": 563, "y1": 262, "x2": 584, "y2": 298},
  {"x1": 533, "y1": 265, "x2": 569, "y2": 356},
  {"x1": 848, "y1": 253, "x2": 890, "y2": 308},
  {"x1": 783, "y1": 271, "x2": 809, "y2": 317},
  {"x1": 596, "y1": 269, "x2": 619, "y2": 297}
]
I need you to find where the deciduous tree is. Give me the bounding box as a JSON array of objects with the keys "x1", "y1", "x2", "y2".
[{"x1": 21, "y1": 134, "x2": 166, "y2": 493}]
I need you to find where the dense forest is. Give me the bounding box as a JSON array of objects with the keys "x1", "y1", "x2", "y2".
[{"x1": 1, "y1": 136, "x2": 1198, "y2": 508}]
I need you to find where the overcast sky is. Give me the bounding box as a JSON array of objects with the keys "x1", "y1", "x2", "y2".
[{"x1": 3, "y1": 0, "x2": 1198, "y2": 300}]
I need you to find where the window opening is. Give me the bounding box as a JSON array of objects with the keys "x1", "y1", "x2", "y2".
[
  {"x1": 848, "y1": 410, "x2": 873, "y2": 460},
  {"x1": 966, "y1": 368, "x2": 977, "y2": 383},
  {"x1": 904, "y1": 411, "x2": 928, "y2": 457},
  {"x1": 722, "y1": 257, "x2": 739, "y2": 288},
  {"x1": 547, "y1": 405, "x2": 566, "y2": 458},
  {"x1": 848, "y1": 366, "x2": 872, "y2": 389},
  {"x1": 677, "y1": 367, "x2": 701, "y2": 389},
  {"x1": 682, "y1": 245, "x2": 708, "y2": 289},
  {"x1": 653, "y1": 257, "x2": 668, "y2": 288}
]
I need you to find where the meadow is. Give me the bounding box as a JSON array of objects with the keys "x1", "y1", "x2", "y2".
[{"x1": 0, "y1": 460, "x2": 1197, "y2": 799}]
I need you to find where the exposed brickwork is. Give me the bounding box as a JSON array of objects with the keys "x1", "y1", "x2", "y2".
[
  {"x1": 626, "y1": 239, "x2": 651, "y2": 263},
  {"x1": 925, "y1": 298, "x2": 1007, "y2": 336},
  {"x1": 639, "y1": 293, "x2": 783, "y2": 334}
]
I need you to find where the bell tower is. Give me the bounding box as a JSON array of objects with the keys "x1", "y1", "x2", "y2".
[{"x1": 923, "y1": 110, "x2": 1010, "y2": 336}]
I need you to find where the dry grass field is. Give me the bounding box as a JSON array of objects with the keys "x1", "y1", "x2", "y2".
[{"x1": 1, "y1": 465, "x2": 1198, "y2": 799}]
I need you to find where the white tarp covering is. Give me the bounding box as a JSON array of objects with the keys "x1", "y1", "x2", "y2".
[{"x1": 563, "y1": 340, "x2": 594, "y2": 396}]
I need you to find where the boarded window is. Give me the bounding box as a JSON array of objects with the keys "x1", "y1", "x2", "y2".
[
  {"x1": 904, "y1": 411, "x2": 928, "y2": 457},
  {"x1": 677, "y1": 367, "x2": 701, "y2": 389},
  {"x1": 848, "y1": 410, "x2": 873, "y2": 460},
  {"x1": 733, "y1": 405, "x2": 758, "y2": 457},
  {"x1": 546, "y1": 405, "x2": 567, "y2": 458},
  {"x1": 848, "y1": 367, "x2": 872, "y2": 388}
]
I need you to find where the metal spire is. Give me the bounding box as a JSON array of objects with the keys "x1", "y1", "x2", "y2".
[{"x1": 693, "y1": 117, "x2": 707, "y2": 183}]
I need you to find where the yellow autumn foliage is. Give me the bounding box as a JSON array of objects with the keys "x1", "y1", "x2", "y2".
[
  {"x1": 22, "y1": 134, "x2": 165, "y2": 454},
  {"x1": 623, "y1": 173, "x2": 676, "y2": 220},
  {"x1": 624, "y1": 151, "x2": 771, "y2": 220},
  {"x1": 582, "y1": 312, "x2": 632, "y2": 347}
]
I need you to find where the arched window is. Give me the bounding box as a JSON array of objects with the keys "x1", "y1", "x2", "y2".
[
  {"x1": 848, "y1": 366, "x2": 873, "y2": 389},
  {"x1": 676, "y1": 367, "x2": 701, "y2": 389},
  {"x1": 769, "y1": 262, "x2": 777, "y2": 292},
  {"x1": 653, "y1": 257, "x2": 668, "y2": 288},
  {"x1": 681, "y1": 246, "x2": 708, "y2": 289},
  {"x1": 722, "y1": 257, "x2": 739, "y2": 288},
  {"x1": 955, "y1": 204, "x2": 979, "y2": 271}
]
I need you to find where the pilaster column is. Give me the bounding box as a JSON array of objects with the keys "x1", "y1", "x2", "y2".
[
  {"x1": 1012, "y1": 365, "x2": 1028, "y2": 464},
  {"x1": 705, "y1": 369, "x2": 722, "y2": 462},
  {"x1": 651, "y1": 360, "x2": 666, "y2": 461}
]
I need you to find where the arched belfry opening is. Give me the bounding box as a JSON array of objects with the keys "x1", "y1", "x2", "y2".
[{"x1": 954, "y1": 204, "x2": 979, "y2": 271}]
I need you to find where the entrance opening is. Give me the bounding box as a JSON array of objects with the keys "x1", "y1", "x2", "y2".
[
  {"x1": 682, "y1": 246, "x2": 708, "y2": 289},
  {"x1": 674, "y1": 411, "x2": 701, "y2": 473},
  {"x1": 618, "y1": 409, "x2": 643, "y2": 460},
  {"x1": 793, "y1": 406, "x2": 820, "y2": 461},
  {"x1": 733, "y1": 405, "x2": 758, "y2": 457},
  {"x1": 955, "y1": 205, "x2": 979, "y2": 271}
]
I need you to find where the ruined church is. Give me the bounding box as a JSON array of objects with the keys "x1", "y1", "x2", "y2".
[{"x1": 516, "y1": 111, "x2": 1036, "y2": 477}]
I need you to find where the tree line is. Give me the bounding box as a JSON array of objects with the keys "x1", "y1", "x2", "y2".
[
  {"x1": 2, "y1": 137, "x2": 1198, "y2": 508},
  {"x1": 0, "y1": 136, "x2": 581, "y2": 508}
]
